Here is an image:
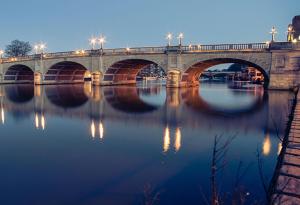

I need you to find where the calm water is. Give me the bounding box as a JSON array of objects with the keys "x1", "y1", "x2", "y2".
[{"x1": 0, "y1": 81, "x2": 293, "y2": 205}]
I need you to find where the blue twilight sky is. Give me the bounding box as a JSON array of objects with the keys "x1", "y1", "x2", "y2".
[{"x1": 0, "y1": 0, "x2": 298, "y2": 52}]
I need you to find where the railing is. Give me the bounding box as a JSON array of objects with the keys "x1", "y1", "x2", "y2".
[
  {"x1": 3, "y1": 42, "x2": 299, "y2": 63},
  {"x1": 181, "y1": 43, "x2": 269, "y2": 52}
]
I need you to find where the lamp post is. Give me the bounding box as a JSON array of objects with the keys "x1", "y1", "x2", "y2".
[
  {"x1": 39, "y1": 43, "x2": 46, "y2": 54},
  {"x1": 89, "y1": 37, "x2": 97, "y2": 50},
  {"x1": 177, "y1": 33, "x2": 184, "y2": 46},
  {"x1": 270, "y1": 26, "x2": 277, "y2": 42},
  {"x1": 34, "y1": 43, "x2": 46, "y2": 55},
  {"x1": 166, "y1": 33, "x2": 173, "y2": 47},
  {"x1": 98, "y1": 35, "x2": 105, "y2": 50},
  {"x1": 0, "y1": 50, "x2": 4, "y2": 60},
  {"x1": 34, "y1": 45, "x2": 39, "y2": 54},
  {"x1": 287, "y1": 24, "x2": 294, "y2": 42}
]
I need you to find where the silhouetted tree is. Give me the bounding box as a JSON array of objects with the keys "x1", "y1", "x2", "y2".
[
  {"x1": 227, "y1": 64, "x2": 246, "y2": 72},
  {"x1": 5, "y1": 40, "x2": 32, "y2": 57}
]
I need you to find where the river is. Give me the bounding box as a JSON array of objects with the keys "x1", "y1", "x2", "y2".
[{"x1": 0, "y1": 81, "x2": 293, "y2": 205}]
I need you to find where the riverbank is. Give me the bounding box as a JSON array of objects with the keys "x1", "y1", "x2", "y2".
[{"x1": 270, "y1": 88, "x2": 300, "y2": 204}]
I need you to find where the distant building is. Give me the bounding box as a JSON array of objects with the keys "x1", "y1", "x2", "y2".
[{"x1": 292, "y1": 15, "x2": 300, "y2": 40}]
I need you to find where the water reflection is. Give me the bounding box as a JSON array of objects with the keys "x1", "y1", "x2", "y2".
[
  {"x1": 262, "y1": 132, "x2": 271, "y2": 156},
  {"x1": 1, "y1": 107, "x2": 4, "y2": 124},
  {"x1": 0, "y1": 83, "x2": 288, "y2": 138},
  {"x1": 163, "y1": 126, "x2": 170, "y2": 153},
  {"x1": 278, "y1": 142, "x2": 282, "y2": 155},
  {"x1": 5, "y1": 85, "x2": 34, "y2": 103},
  {"x1": 0, "y1": 82, "x2": 293, "y2": 205},
  {"x1": 35, "y1": 113, "x2": 46, "y2": 130},
  {"x1": 163, "y1": 126, "x2": 182, "y2": 153},
  {"x1": 90, "y1": 120, "x2": 105, "y2": 140},
  {"x1": 103, "y1": 86, "x2": 159, "y2": 113},
  {"x1": 174, "y1": 127, "x2": 181, "y2": 152},
  {"x1": 182, "y1": 86, "x2": 266, "y2": 116},
  {"x1": 45, "y1": 85, "x2": 88, "y2": 108}
]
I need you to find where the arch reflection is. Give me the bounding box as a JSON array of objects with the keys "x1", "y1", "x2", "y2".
[
  {"x1": 104, "y1": 86, "x2": 164, "y2": 113},
  {"x1": 45, "y1": 85, "x2": 88, "y2": 108},
  {"x1": 4, "y1": 85, "x2": 34, "y2": 104},
  {"x1": 181, "y1": 86, "x2": 266, "y2": 117}
]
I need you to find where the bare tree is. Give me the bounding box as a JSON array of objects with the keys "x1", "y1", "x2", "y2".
[
  {"x1": 141, "y1": 183, "x2": 161, "y2": 205},
  {"x1": 210, "y1": 134, "x2": 236, "y2": 205},
  {"x1": 5, "y1": 40, "x2": 32, "y2": 57}
]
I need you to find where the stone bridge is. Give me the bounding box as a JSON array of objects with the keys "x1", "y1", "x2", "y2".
[{"x1": 0, "y1": 42, "x2": 300, "y2": 89}]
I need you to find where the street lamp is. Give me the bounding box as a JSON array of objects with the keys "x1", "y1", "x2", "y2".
[
  {"x1": 287, "y1": 24, "x2": 294, "y2": 42},
  {"x1": 166, "y1": 33, "x2": 173, "y2": 46},
  {"x1": 89, "y1": 37, "x2": 97, "y2": 50},
  {"x1": 34, "y1": 45, "x2": 39, "y2": 54},
  {"x1": 0, "y1": 50, "x2": 4, "y2": 65},
  {"x1": 270, "y1": 26, "x2": 277, "y2": 42},
  {"x1": 292, "y1": 38, "x2": 298, "y2": 44},
  {"x1": 40, "y1": 43, "x2": 46, "y2": 53},
  {"x1": 98, "y1": 35, "x2": 106, "y2": 50},
  {"x1": 34, "y1": 43, "x2": 46, "y2": 54},
  {"x1": 177, "y1": 33, "x2": 184, "y2": 46},
  {"x1": 0, "y1": 50, "x2": 4, "y2": 59}
]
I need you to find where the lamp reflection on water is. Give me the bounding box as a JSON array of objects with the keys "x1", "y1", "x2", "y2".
[
  {"x1": 35, "y1": 113, "x2": 39, "y2": 129},
  {"x1": 35, "y1": 113, "x2": 46, "y2": 130},
  {"x1": 41, "y1": 115, "x2": 46, "y2": 130},
  {"x1": 163, "y1": 126, "x2": 182, "y2": 153},
  {"x1": 277, "y1": 142, "x2": 282, "y2": 155},
  {"x1": 91, "y1": 121, "x2": 96, "y2": 138},
  {"x1": 262, "y1": 133, "x2": 271, "y2": 156},
  {"x1": 1, "y1": 107, "x2": 4, "y2": 124},
  {"x1": 174, "y1": 128, "x2": 181, "y2": 152},
  {"x1": 163, "y1": 126, "x2": 170, "y2": 153},
  {"x1": 99, "y1": 121, "x2": 104, "y2": 139},
  {"x1": 90, "y1": 120, "x2": 104, "y2": 140}
]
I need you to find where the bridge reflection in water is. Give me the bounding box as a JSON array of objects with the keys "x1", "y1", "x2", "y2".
[
  {"x1": 0, "y1": 83, "x2": 286, "y2": 149},
  {"x1": 0, "y1": 82, "x2": 293, "y2": 205}
]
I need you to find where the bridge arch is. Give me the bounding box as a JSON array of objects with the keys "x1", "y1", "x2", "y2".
[
  {"x1": 102, "y1": 58, "x2": 166, "y2": 85},
  {"x1": 182, "y1": 58, "x2": 270, "y2": 88},
  {"x1": 44, "y1": 61, "x2": 89, "y2": 84},
  {"x1": 4, "y1": 64, "x2": 34, "y2": 83}
]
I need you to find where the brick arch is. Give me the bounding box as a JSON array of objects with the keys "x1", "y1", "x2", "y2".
[
  {"x1": 102, "y1": 58, "x2": 166, "y2": 85},
  {"x1": 182, "y1": 57, "x2": 270, "y2": 88},
  {"x1": 44, "y1": 61, "x2": 89, "y2": 84}
]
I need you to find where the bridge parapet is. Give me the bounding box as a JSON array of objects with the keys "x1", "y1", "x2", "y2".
[
  {"x1": 181, "y1": 42, "x2": 269, "y2": 52},
  {"x1": 0, "y1": 43, "x2": 271, "y2": 64},
  {"x1": 269, "y1": 41, "x2": 300, "y2": 50}
]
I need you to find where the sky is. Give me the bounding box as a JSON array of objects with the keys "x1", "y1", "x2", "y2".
[{"x1": 0, "y1": 0, "x2": 298, "y2": 52}]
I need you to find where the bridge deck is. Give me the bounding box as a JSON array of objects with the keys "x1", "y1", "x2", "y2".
[{"x1": 272, "y1": 92, "x2": 300, "y2": 204}]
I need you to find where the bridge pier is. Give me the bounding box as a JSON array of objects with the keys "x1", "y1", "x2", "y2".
[
  {"x1": 92, "y1": 71, "x2": 102, "y2": 86},
  {"x1": 268, "y1": 48, "x2": 300, "y2": 90},
  {"x1": 166, "y1": 70, "x2": 181, "y2": 88},
  {"x1": 34, "y1": 72, "x2": 43, "y2": 85},
  {"x1": 166, "y1": 70, "x2": 199, "y2": 88}
]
